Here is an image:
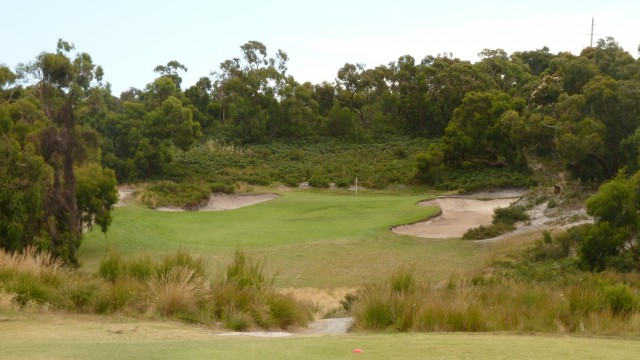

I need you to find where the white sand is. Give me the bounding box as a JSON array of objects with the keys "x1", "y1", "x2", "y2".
[{"x1": 156, "y1": 193, "x2": 280, "y2": 212}]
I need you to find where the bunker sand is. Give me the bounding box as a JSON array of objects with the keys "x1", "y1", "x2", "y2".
[{"x1": 392, "y1": 197, "x2": 518, "y2": 239}]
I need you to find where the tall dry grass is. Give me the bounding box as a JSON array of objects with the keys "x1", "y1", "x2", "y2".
[
  {"x1": 352, "y1": 268, "x2": 640, "y2": 334},
  {"x1": 0, "y1": 246, "x2": 65, "y2": 277},
  {"x1": 147, "y1": 266, "x2": 209, "y2": 316}
]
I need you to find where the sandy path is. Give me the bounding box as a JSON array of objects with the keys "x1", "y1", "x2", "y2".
[
  {"x1": 115, "y1": 187, "x2": 135, "y2": 207},
  {"x1": 392, "y1": 197, "x2": 518, "y2": 239}
]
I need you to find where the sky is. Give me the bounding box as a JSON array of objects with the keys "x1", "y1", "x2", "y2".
[{"x1": 2, "y1": 0, "x2": 639, "y2": 94}]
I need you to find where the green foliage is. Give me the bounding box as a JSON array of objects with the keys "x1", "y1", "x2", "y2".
[
  {"x1": 0, "y1": 138, "x2": 51, "y2": 251},
  {"x1": 169, "y1": 137, "x2": 432, "y2": 189},
  {"x1": 427, "y1": 165, "x2": 536, "y2": 192},
  {"x1": 140, "y1": 181, "x2": 211, "y2": 209},
  {"x1": 580, "y1": 172, "x2": 640, "y2": 271},
  {"x1": 463, "y1": 203, "x2": 529, "y2": 240},
  {"x1": 390, "y1": 267, "x2": 415, "y2": 295},
  {"x1": 76, "y1": 163, "x2": 118, "y2": 233},
  {"x1": 308, "y1": 175, "x2": 330, "y2": 188},
  {"x1": 210, "y1": 182, "x2": 235, "y2": 194},
  {"x1": 492, "y1": 206, "x2": 529, "y2": 224},
  {"x1": 462, "y1": 223, "x2": 515, "y2": 240},
  {"x1": 98, "y1": 252, "x2": 123, "y2": 283},
  {"x1": 602, "y1": 283, "x2": 638, "y2": 316},
  {"x1": 222, "y1": 307, "x2": 253, "y2": 331}
]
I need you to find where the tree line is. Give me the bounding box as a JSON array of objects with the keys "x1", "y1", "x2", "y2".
[{"x1": 1, "y1": 38, "x2": 640, "y2": 263}]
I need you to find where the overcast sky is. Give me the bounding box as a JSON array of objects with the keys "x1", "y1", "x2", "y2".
[{"x1": 2, "y1": 0, "x2": 638, "y2": 94}]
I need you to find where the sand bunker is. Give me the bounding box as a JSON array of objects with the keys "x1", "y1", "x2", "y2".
[
  {"x1": 156, "y1": 193, "x2": 280, "y2": 212},
  {"x1": 392, "y1": 197, "x2": 518, "y2": 239}
]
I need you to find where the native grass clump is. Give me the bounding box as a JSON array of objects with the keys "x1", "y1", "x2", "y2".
[
  {"x1": 350, "y1": 268, "x2": 640, "y2": 334},
  {"x1": 0, "y1": 247, "x2": 311, "y2": 330}
]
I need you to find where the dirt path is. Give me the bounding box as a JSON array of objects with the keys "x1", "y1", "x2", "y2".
[
  {"x1": 392, "y1": 196, "x2": 519, "y2": 239},
  {"x1": 304, "y1": 317, "x2": 354, "y2": 334}
]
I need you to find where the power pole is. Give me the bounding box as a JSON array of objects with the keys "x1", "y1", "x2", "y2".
[{"x1": 590, "y1": 16, "x2": 595, "y2": 47}]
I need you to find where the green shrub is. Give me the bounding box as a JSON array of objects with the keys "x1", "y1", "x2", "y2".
[
  {"x1": 340, "y1": 293, "x2": 358, "y2": 313},
  {"x1": 141, "y1": 181, "x2": 211, "y2": 209},
  {"x1": 390, "y1": 268, "x2": 415, "y2": 295},
  {"x1": 125, "y1": 255, "x2": 154, "y2": 281},
  {"x1": 356, "y1": 292, "x2": 395, "y2": 330},
  {"x1": 99, "y1": 252, "x2": 123, "y2": 283},
  {"x1": 226, "y1": 250, "x2": 272, "y2": 290},
  {"x1": 223, "y1": 307, "x2": 254, "y2": 331},
  {"x1": 8, "y1": 273, "x2": 58, "y2": 306},
  {"x1": 493, "y1": 206, "x2": 529, "y2": 225},
  {"x1": 602, "y1": 284, "x2": 638, "y2": 316},
  {"x1": 462, "y1": 223, "x2": 515, "y2": 240},
  {"x1": 267, "y1": 294, "x2": 312, "y2": 329},
  {"x1": 95, "y1": 278, "x2": 141, "y2": 314},
  {"x1": 65, "y1": 281, "x2": 99, "y2": 311},
  {"x1": 210, "y1": 182, "x2": 235, "y2": 194},
  {"x1": 334, "y1": 178, "x2": 351, "y2": 188},
  {"x1": 157, "y1": 249, "x2": 206, "y2": 278},
  {"x1": 308, "y1": 175, "x2": 330, "y2": 188}
]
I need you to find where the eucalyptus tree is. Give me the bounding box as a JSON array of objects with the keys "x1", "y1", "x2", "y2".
[
  {"x1": 211, "y1": 41, "x2": 289, "y2": 143},
  {"x1": 16, "y1": 40, "x2": 117, "y2": 263}
]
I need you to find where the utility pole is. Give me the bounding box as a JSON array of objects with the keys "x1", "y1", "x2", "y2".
[{"x1": 590, "y1": 16, "x2": 595, "y2": 47}]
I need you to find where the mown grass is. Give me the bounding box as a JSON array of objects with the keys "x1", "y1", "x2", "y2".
[
  {"x1": 80, "y1": 191, "x2": 489, "y2": 287},
  {"x1": 1, "y1": 311, "x2": 640, "y2": 360}
]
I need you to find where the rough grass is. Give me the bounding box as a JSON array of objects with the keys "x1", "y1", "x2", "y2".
[
  {"x1": 351, "y1": 268, "x2": 640, "y2": 334},
  {"x1": 80, "y1": 191, "x2": 489, "y2": 287}
]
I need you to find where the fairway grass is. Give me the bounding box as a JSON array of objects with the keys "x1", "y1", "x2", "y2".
[
  {"x1": 2, "y1": 311, "x2": 639, "y2": 360},
  {"x1": 80, "y1": 191, "x2": 492, "y2": 287}
]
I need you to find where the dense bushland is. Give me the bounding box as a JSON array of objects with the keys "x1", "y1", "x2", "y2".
[{"x1": 168, "y1": 137, "x2": 432, "y2": 189}]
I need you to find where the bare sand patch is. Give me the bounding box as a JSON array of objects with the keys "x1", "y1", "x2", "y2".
[
  {"x1": 392, "y1": 197, "x2": 519, "y2": 239},
  {"x1": 115, "y1": 186, "x2": 136, "y2": 207},
  {"x1": 156, "y1": 193, "x2": 280, "y2": 212}
]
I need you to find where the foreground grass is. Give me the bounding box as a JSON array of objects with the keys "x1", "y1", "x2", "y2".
[
  {"x1": 1, "y1": 311, "x2": 639, "y2": 360},
  {"x1": 80, "y1": 191, "x2": 490, "y2": 287}
]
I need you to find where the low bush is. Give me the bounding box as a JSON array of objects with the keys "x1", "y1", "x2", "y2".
[
  {"x1": 308, "y1": 175, "x2": 330, "y2": 188},
  {"x1": 463, "y1": 223, "x2": 515, "y2": 240},
  {"x1": 493, "y1": 206, "x2": 529, "y2": 225},
  {"x1": 222, "y1": 306, "x2": 254, "y2": 331},
  {"x1": 139, "y1": 181, "x2": 210, "y2": 209},
  {"x1": 210, "y1": 182, "x2": 235, "y2": 194}
]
